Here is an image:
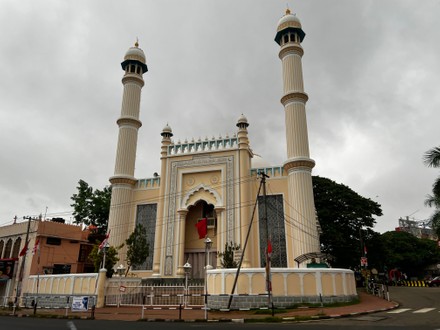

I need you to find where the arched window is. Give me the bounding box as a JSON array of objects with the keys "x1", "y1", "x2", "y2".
[
  {"x1": 289, "y1": 33, "x2": 297, "y2": 42},
  {"x1": 0, "y1": 240, "x2": 4, "y2": 258},
  {"x1": 283, "y1": 35, "x2": 289, "y2": 44},
  {"x1": 12, "y1": 237, "x2": 22, "y2": 258},
  {"x1": 3, "y1": 239, "x2": 12, "y2": 259}
]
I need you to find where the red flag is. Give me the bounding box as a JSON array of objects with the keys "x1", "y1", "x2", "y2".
[
  {"x1": 19, "y1": 240, "x2": 29, "y2": 257},
  {"x1": 32, "y1": 239, "x2": 40, "y2": 255},
  {"x1": 195, "y1": 218, "x2": 207, "y2": 239},
  {"x1": 267, "y1": 239, "x2": 273, "y2": 258},
  {"x1": 99, "y1": 230, "x2": 111, "y2": 250}
]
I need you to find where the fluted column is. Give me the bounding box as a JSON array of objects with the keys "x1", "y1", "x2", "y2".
[
  {"x1": 176, "y1": 209, "x2": 188, "y2": 276},
  {"x1": 152, "y1": 125, "x2": 173, "y2": 276},
  {"x1": 214, "y1": 207, "x2": 225, "y2": 268}
]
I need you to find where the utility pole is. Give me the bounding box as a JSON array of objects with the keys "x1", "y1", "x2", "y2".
[
  {"x1": 261, "y1": 172, "x2": 272, "y2": 310},
  {"x1": 13, "y1": 216, "x2": 32, "y2": 314}
]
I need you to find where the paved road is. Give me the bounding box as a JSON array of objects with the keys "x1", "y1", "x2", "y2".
[{"x1": 311, "y1": 286, "x2": 440, "y2": 329}]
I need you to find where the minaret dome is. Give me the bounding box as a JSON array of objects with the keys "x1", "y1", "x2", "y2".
[
  {"x1": 236, "y1": 113, "x2": 249, "y2": 129},
  {"x1": 275, "y1": 9, "x2": 305, "y2": 45},
  {"x1": 121, "y1": 42, "x2": 148, "y2": 73},
  {"x1": 161, "y1": 123, "x2": 173, "y2": 137}
]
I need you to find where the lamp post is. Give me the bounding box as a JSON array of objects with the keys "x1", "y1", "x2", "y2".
[
  {"x1": 101, "y1": 242, "x2": 110, "y2": 270},
  {"x1": 116, "y1": 264, "x2": 126, "y2": 308},
  {"x1": 183, "y1": 260, "x2": 192, "y2": 307},
  {"x1": 204, "y1": 237, "x2": 212, "y2": 320}
]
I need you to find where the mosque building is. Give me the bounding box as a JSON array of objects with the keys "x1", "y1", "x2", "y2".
[{"x1": 107, "y1": 9, "x2": 322, "y2": 281}]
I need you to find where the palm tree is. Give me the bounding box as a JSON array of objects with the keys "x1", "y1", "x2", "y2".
[{"x1": 424, "y1": 146, "x2": 440, "y2": 237}]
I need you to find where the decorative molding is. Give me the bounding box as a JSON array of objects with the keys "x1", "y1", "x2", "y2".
[
  {"x1": 185, "y1": 177, "x2": 195, "y2": 187},
  {"x1": 283, "y1": 158, "x2": 315, "y2": 172},
  {"x1": 210, "y1": 175, "x2": 219, "y2": 184},
  {"x1": 122, "y1": 74, "x2": 145, "y2": 87},
  {"x1": 181, "y1": 183, "x2": 223, "y2": 209},
  {"x1": 278, "y1": 44, "x2": 304, "y2": 59},
  {"x1": 280, "y1": 92, "x2": 308, "y2": 106},
  {"x1": 109, "y1": 176, "x2": 137, "y2": 186},
  {"x1": 277, "y1": 21, "x2": 302, "y2": 32},
  {"x1": 116, "y1": 117, "x2": 142, "y2": 129}
]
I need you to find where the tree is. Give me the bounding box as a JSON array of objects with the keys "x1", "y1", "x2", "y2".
[
  {"x1": 378, "y1": 231, "x2": 440, "y2": 278},
  {"x1": 312, "y1": 176, "x2": 383, "y2": 269},
  {"x1": 125, "y1": 223, "x2": 149, "y2": 274},
  {"x1": 423, "y1": 146, "x2": 440, "y2": 237},
  {"x1": 217, "y1": 242, "x2": 241, "y2": 268},
  {"x1": 88, "y1": 243, "x2": 119, "y2": 278},
  {"x1": 70, "y1": 180, "x2": 112, "y2": 235}
]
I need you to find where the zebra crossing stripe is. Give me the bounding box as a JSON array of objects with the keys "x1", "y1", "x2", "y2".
[
  {"x1": 388, "y1": 308, "x2": 412, "y2": 313},
  {"x1": 413, "y1": 308, "x2": 436, "y2": 313}
]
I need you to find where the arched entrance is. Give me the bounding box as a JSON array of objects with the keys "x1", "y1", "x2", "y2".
[{"x1": 184, "y1": 200, "x2": 217, "y2": 279}]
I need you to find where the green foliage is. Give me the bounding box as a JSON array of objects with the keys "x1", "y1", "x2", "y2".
[
  {"x1": 88, "y1": 243, "x2": 119, "y2": 278},
  {"x1": 423, "y1": 146, "x2": 440, "y2": 237},
  {"x1": 126, "y1": 223, "x2": 149, "y2": 272},
  {"x1": 376, "y1": 231, "x2": 440, "y2": 277},
  {"x1": 312, "y1": 176, "x2": 382, "y2": 269},
  {"x1": 70, "y1": 179, "x2": 111, "y2": 235},
  {"x1": 217, "y1": 242, "x2": 241, "y2": 268}
]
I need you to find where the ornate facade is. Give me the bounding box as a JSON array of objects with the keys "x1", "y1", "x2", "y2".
[{"x1": 107, "y1": 9, "x2": 322, "y2": 280}]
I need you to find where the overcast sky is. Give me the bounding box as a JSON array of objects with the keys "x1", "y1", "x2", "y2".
[{"x1": 1, "y1": 0, "x2": 439, "y2": 234}]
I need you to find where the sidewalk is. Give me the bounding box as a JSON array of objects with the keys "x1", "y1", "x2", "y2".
[{"x1": 10, "y1": 290, "x2": 398, "y2": 322}]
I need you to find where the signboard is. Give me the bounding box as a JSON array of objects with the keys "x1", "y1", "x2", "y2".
[
  {"x1": 0, "y1": 259, "x2": 17, "y2": 280},
  {"x1": 71, "y1": 296, "x2": 89, "y2": 312},
  {"x1": 360, "y1": 257, "x2": 368, "y2": 267},
  {"x1": 119, "y1": 285, "x2": 126, "y2": 292}
]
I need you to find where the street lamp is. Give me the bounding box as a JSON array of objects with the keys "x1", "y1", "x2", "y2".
[
  {"x1": 204, "y1": 237, "x2": 213, "y2": 320},
  {"x1": 204, "y1": 237, "x2": 213, "y2": 269},
  {"x1": 183, "y1": 260, "x2": 192, "y2": 307},
  {"x1": 116, "y1": 264, "x2": 126, "y2": 308}
]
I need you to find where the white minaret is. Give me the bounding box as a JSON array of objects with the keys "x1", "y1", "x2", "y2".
[
  {"x1": 275, "y1": 9, "x2": 320, "y2": 267},
  {"x1": 107, "y1": 42, "x2": 148, "y2": 263}
]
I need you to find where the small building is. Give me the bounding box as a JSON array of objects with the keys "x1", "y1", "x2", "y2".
[{"x1": 0, "y1": 218, "x2": 94, "y2": 303}]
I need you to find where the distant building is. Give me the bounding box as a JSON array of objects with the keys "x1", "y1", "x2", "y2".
[
  {"x1": 395, "y1": 216, "x2": 438, "y2": 240},
  {"x1": 0, "y1": 218, "x2": 94, "y2": 301}
]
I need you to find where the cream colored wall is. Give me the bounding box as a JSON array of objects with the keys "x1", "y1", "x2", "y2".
[
  {"x1": 208, "y1": 268, "x2": 357, "y2": 297},
  {"x1": 25, "y1": 274, "x2": 98, "y2": 295}
]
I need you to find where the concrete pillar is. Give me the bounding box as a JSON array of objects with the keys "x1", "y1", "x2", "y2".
[{"x1": 95, "y1": 269, "x2": 107, "y2": 308}]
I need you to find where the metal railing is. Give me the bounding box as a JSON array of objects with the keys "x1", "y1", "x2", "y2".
[
  {"x1": 105, "y1": 284, "x2": 204, "y2": 307},
  {"x1": 367, "y1": 281, "x2": 390, "y2": 301}
]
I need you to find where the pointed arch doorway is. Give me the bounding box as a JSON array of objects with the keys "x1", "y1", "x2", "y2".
[{"x1": 183, "y1": 200, "x2": 217, "y2": 280}]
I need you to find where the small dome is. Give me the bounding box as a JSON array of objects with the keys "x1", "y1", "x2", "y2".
[
  {"x1": 276, "y1": 8, "x2": 302, "y2": 31},
  {"x1": 236, "y1": 114, "x2": 249, "y2": 127},
  {"x1": 121, "y1": 41, "x2": 148, "y2": 73},
  {"x1": 274, "y1": 8, "x2": 305, "y2": 45},
  {"x1": 124, "y1": 42, "x2": 146, "y2": 64},
  {"x1": 161, "y1": 123, "x2": 173, "y2": 137}
]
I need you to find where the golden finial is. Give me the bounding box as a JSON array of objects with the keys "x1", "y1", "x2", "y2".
[
  {"x1": 135, "y1": 37, "x2": 139, "y2": 47},
  {"x1": 286, "y1": 7, "x2": 291, "y2": 15}
]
